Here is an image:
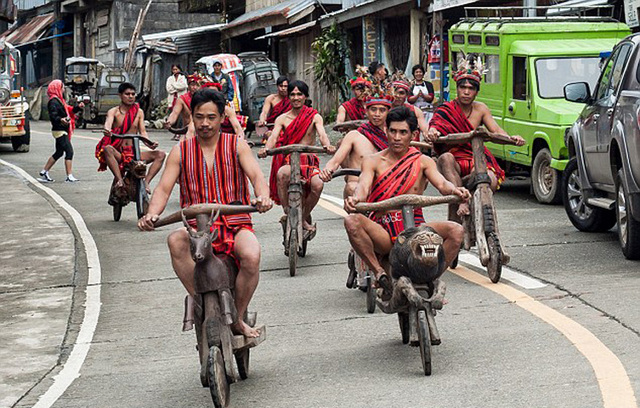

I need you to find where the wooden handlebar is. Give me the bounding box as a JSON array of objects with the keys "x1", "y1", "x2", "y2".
[
  {"x1": 410, "y1": 141, "x2": 432, "y2": 150},
  {"x1": 354, "y1": 194, "x2": 460, "y2": 212},
  {"x1": 154, "y1": 204, "x2": 258, "y2": 228},
  {"x1": 107, "y1": 133, "x2": 155, "y2": 147},
  {"x1": 435, "y1": 126, "x2": 519, "y2": 146},
  {"x1": 331, "y1": 168, "x2": 361, "y2": 178},
  {"x1": 265, "y1": 144, "x2": 328, "y2": 156},
  {"x1": 332, "y1": 120, "x2": 367, "y2": 133}
]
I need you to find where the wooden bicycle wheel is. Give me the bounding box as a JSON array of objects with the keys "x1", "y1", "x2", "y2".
[
  {"x1": 208, "y1": 346, "x2": 230, "y2": 407},
  {"x1": 486, "y1": 232, "x2": 503, "y2": 283},
  {"x1": 365, "y1": 273, "x2": 376, "y2": 314},
  {"x1": 416, "y1": 310, "x2": 432, "y2": 376},
  {"x1": 288, "y1": 228, "x2": 298, "y2": 277}
]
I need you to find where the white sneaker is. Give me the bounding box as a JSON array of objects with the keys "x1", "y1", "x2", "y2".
[
  {"x1": 65, "y1": 175, "x2": 79, "y2": 183},
  {"x1": 37, "y1": 171, "x2": 54, "y2": 183}
]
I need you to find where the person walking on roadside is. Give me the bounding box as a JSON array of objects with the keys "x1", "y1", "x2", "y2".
[
  {"x1": 165, "y1": 64, "x2": 187, "y2": 111},
  {"x1": 38, "y1": 80, "x2": 82, "y2": 183}
]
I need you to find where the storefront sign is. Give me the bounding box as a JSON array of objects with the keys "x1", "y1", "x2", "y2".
[
  {"x1": 433, "y1": 0, "x2": 477, "y2": 12},
  {"x1": 362, "y1": 15, "x2": 378, "y2": 66},
  {"x1": 624, "y1": 0, "x2": 639, "y2": 28}
]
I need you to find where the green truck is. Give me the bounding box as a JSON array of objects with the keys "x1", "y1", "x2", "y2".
[{"x1": 448, "y1": 17, "x2": 630, "y2": 203}]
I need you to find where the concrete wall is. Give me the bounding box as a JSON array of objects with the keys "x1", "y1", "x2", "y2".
[{"x1": 245, "y1": 0, "x2": 280, "y2": 13}]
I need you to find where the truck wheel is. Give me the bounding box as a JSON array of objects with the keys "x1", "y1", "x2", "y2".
[
  {"x1": 562, "y1": 158, "x2": 615, "y2": 232},
  {"x1": 616, "y1": 169, "x2": 640, "y2": 260},
  {"x1": 532, "y1": 148, "x2": 561, "y2": 204},
  {"x1": 11, "y1": 113, "x2": 30, "y2": 152}
]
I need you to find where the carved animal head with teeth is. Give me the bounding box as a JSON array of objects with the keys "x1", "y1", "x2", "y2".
[{"x1": 390, "y1": 226, "x2": 446, "y2": 285}]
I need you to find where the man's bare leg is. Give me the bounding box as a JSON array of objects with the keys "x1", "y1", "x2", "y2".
[
  {"x1": 437, "y1": 153, "x2": 467, "y2": 220},
  {"x1": 141, "y1": 150, "x2": 167, "y2": 191},
  {"x1": 232, "y1": 229, "x2": 261, "y2": 338},
  {"x1": 302, "y1": 175, "x2": 323, "y2": 231},
  {"x1": 344, "y1": 214, "x2": 394, "y2": 288},
  {"x1": 167, "y1": 228, "x2": 196, "y2": 295},
  {"x1": 343, "y1": 177, "x2": 358, "y2": 200},
  {"x1": 276, "y1": 165, "x2": 292, "y2": 213},
  {"x1": 424, "y1": 221, "x2": 464, "y2": 274},
  {"x1": 103, "y1": 145, "x2": 124, "y2": 188}
]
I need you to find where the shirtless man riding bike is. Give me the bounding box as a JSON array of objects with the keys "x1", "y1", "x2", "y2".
[
  {"x1": 320, "y1": 95, "x2": 392, "y2": 198},
  {"x1": 344, "y1": 106, "x2": 469, "y2": 297},
  {"x1": 138, "y1": 89, "x2": 273, "y2": 338},
  {"x1": 96, "y1": 82, "x2": 165, "y2": 192},
  {"x1": 258, "y1": 80, "x2": 336, "y2": 234},
  {"x1": 426, "y1": 54, "x2": 525, "y2": 220}
]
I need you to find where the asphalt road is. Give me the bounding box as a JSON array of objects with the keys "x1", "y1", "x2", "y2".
[{"x1": 1, "y1": 121, "x2": 639, "y2": 408}]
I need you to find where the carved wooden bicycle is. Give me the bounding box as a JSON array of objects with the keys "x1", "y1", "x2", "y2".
[
  {"x1": 325, "y1": 168, "x2": 378, "y2": 313},
  {"x1": 155, "y1": 204, "x2": 266, "y2": 408},
  {"x1": 107, "y1": 134, "x2": 153, "y2": 221},
  {"x1": 264, "y1": 144, "x2": 329, "y2": 277},
  {"x1": 435, "y1": 126, "x2": 519, "y2": 282},
  {"x1": 354, "y1": 194, "x2": 460, "y2": 376}
]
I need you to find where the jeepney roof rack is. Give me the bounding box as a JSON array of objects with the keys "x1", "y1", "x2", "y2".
[{"x1": 460, "y1": 6, "x2": 617, "y2": 26}]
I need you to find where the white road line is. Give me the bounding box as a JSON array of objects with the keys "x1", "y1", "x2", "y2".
[
  {"x1": 457, "y1": 253, "x2": 546, "y2": 289},
  {"x1": 0, "y1": 159, "x2": 101, "y2": 408},
  {"x1": 319, "y1": 193, "x2": 546, "y2": 290}
]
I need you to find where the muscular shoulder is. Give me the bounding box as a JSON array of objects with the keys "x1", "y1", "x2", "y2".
[
  {"x1": 473, "y1": 101, "x2": 490, "y2": 113},
  {"x1": 420, "y1": 154, "x2": 436, "y2": 168},
  {"x1": 264, "y1": 94, "x2": 276, "y2": 104},
  {"x1": 107, "y1": 106, "x2": 118, "y2": 116}
]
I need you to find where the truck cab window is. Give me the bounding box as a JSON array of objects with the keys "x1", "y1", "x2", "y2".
[
  {"x1": 596, "y1": 44, "x2": 632, "y2": 102},
  {"x1": 513, "y1": 56, "x2": 526, "y2": 100}
]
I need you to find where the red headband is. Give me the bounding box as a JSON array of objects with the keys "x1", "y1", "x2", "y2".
[
  {"x1": 392, "y1": 81, "x2": 410, "y2": 92},
  {"x1": 365, "y1": 95, "x2": 393, "y2": 108}
]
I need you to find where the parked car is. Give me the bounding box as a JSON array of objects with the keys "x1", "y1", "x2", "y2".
[
  {"x1": 448, "y1": 17, "x2": 630, "y2": 204},
  {"x1": 563, "y1": 34, "x2": 640, "y2": 259}
]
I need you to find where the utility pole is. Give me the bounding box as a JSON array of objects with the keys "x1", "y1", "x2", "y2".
[
  {"x1": 523, "y1": 0, "x2": 536, "y2": 17},
  {"x1": 52, "y1": 0, "x2": 62, "y2": 79}
]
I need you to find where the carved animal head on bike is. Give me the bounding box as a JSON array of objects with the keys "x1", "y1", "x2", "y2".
[
  {"x1": 181, "y1": 208, "x2": 220, "y2": 262},
  {"x1": 390, "y1": 226, "x2": 446, "y2": 285}
]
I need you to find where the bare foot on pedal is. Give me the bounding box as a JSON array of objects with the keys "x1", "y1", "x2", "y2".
[
  {"x1": 457, "y1": 202, "x2": 470, "y2": 217},
  {"x1": 232, "y1": 321, "x2": 260, "y2": 338}
]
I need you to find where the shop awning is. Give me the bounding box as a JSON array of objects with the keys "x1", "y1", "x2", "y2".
[
  {"x1": 0, "y1": 12, "x2": 54, "y2": 45},
  {"x1": 116, "y1": 23, "x2": 225, "y2": 55},
  {"x1": 546, "y1": 0, "x2": 610, "y2": 16},
  {"x1": 255, "y1": 20, "x2": 317, "y2": 40},
  {"x1": 319, "y1": 0, "x2": 409, "y2": 27},
  {"x1": 222, "y1": 0, "x2": 317, "y2": 38}
]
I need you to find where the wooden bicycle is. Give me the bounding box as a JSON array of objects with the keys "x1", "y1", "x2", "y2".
[
  {"x1": 435, "y1": 126, "x2": 519, "y2": 282},
  {"x1": 155, "y1": 204, "x2": 266, "y2": 408},
  {"x1": 264, "y1": 144, "x2": 329, "y2": 276},
  {"x1": 107, "y1": 134, "x2": 153, "y2": 221},
  {"x1": 354, "y1": 194, "x2": 460, "y2": 376}
]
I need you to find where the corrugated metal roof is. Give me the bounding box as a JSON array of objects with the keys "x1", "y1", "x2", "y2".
[
  {"x1": 0, "y1": 12, "x2": 53, "y2": 44},
  {"x1": 255, "y1": 20, "x2": 316, "y2": 40},
  {"x1": 142, "y1": 23, "x2": 225, "y2": 41},
  {"x1": 223, "y1": 0, "x2": 316, "y2": 31},
  {"x1": 116, "y1": 24, "x2": 223, "y2": 55}
]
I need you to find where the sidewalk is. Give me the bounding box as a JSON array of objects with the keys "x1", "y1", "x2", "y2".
[{"x1": 0, "y1": 165, "x2": 76, "y2": 408}]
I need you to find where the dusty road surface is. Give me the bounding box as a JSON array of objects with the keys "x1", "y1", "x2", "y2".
[{"x1": 1, "y1": 121, "x2": 638, "y2": 408}]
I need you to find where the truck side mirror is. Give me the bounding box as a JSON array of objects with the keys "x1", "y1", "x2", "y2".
[{"x1": 564, "y1": 82, "x2": 591, "y2": 104}]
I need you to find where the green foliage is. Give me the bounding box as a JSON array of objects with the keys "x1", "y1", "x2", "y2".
[{"x1": 311, "y1": 23, "x2": 351, "y2": 103}]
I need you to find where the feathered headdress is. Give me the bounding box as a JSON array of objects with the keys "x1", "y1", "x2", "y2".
[
  {"x1": 349, "y1": 76, "x2": 372, "y2": 89},
  {"x1": 453, "y1": 52, "x2": 486, "y2": 83},
  {"x1": 365, "y1": 94, "x2": 393, "y2": 108}
]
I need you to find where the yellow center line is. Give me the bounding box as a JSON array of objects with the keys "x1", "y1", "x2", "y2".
[{"x1": 318, "y1": 196, "x2": 637, "y2": 408}]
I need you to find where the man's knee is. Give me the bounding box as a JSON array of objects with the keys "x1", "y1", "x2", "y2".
[
  {"x1": 104, "y1": 145, "x2": 116, "y2": 157},
  {"x1": 344, "y1": 214, "x2": 363, "y2": 236},
  {"x1": 447, "y1": 222, "x2": 464, "y2": 246},
  {"x1": 276, "y1": 167, "x2": 291, "y2": 183},
  {"x1": 155, "y1": 150, "x2": 166, "y2": 161},
  {"x1": 235, "y1": 232, "x2": 261, "y2": 273},
  {"x1": 437, "y1": 152, "x2": 456, "y2": 170},
  {"x1": 167, "y1": 229, "x2": 189, "y2": 256},
  {"x1": 309, "y1": 176, "x2": 323, "y2": 195}
]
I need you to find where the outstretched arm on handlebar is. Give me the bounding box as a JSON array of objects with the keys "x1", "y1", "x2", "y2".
[
  {"x1": 423, "y1": 155, "x2": 470, "y2": 202},
  {"x1": 138, "y1": 145, "x2": 181, "y2": 231},
  {"x1": 344, "y1": 156, "x2": 375, "y2": 213}
]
